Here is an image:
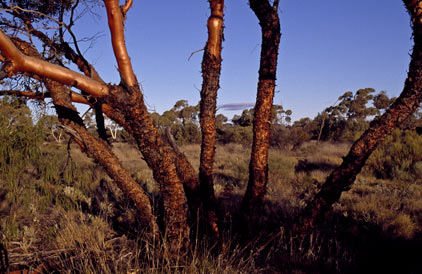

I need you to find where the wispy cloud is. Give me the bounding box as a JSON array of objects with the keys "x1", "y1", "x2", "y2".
[{"x1": 218, "y1": 103, "x2": 255, "y2": 111}]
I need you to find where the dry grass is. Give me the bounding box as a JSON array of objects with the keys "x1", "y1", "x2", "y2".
[{"x1": 2, "y1": 140, "x2": 422, "y2": 273}]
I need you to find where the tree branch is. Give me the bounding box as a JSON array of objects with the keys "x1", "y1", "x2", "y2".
[
  {"x1": 0, "y1": 29, "x2": 108, "y2": 97},
  {"x1": 46, "y1": 80, "x2": 159, "y2": 237},
  {"x1": 104, "y1": 0, "x2": 136, "y2": 86},
  {"x1": 6, "y1": 6, "x2": 104, "y2": 83},
  {"x1": 0, "y1": 89, "x2": 48, "y2": 101},
  {"x1": 121, "y1": 0, "x2": 133, "y2": 16}
]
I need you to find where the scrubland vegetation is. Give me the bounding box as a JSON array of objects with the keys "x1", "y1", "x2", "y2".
[
  {"x1": 2, "y1": 0, "x2": 422, "y2": 273},
  {"x1": 1, "y1": 97, "x2": 422, "y2": 273}
]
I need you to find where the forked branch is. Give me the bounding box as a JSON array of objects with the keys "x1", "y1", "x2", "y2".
[{"x1": 121, "y1": 0, "x2": 133, "y2": 16}]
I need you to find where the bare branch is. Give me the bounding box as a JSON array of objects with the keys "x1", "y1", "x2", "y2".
[
  {"x1": 0, "y1": 88, "x2": 100, "y2": 108},
  {"x1": 273, "y1": 0, "x2": 280, "y2": 10},
  {"x1": 0, "y1": 29, "x2": 108, "y2": 97},
  {"x1": 187, "y1": 48, "x2": 204, "y2": 61},
  {"x1": 0, "y1": 89, "x2": 48, "y2": 101},
  {"x1": 2, "y1": 6, "x2": 65, "y2": 28},
  {"x1": 65, "y1": 0, "x2": 89, "y2": 72},
  {"x1": 104, "y1": 0, "x2": 136, "y2": 86},
  {"x1": 2, "y1": 2, "x2": 104, "y2": 83},
  {"x1": 298, "y1": 0, "x2": 422, "y2": 232},
  {"x1": 121, "y1": 0, "x2": 133, "y2": 15}
]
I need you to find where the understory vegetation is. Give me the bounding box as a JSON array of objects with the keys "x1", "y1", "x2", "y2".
[{"x1": 1, "y1": 97, "x2": 422, "y2": 273}]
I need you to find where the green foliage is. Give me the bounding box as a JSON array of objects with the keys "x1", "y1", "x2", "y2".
[
  {"x1": 171, "y1": 123, "x2": 201, "y2": 144},
  {"x1": 309, "y1": 88, "x2": 392, "y2": 143},
  {"x1": 219, "y1": 125, "x2": 253, "y2": 145},
  {"x1": 232, "y1": 109, "x2": 253, "y2": 127},
  {"x1": 0, "y1": 97, "x2": 44, "y2": 185},
  {"x1": 366, "y1": 128, "x2": 422, "y2": 181},
  {"x1": 0, "y1": 98, "x2": 103, "y2": 242},
  {"x1": 373, "y1": 90, "x2": 394, "y2": 112}
]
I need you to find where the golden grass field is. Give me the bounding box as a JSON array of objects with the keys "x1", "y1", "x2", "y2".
[{"x1": 1, "y1": 141, "x2": 422, "y2": 273}]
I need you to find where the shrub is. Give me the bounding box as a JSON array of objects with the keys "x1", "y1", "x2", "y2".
[{"x1": 366, "y1": 128, "x2": 422, "y2": 181}]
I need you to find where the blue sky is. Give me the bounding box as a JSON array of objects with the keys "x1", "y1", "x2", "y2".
[{"x1": 72, "y1": 0, "x2": 413, "y2": 121}]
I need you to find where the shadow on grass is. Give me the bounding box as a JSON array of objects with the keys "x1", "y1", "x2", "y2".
[
  {"x1": 216, "y1": 191, "x2": 422, "y2": 274},
  {"x1": 55, "y1": 176, "x2": 422, "y2": 274},
  {"x1": 295, "y1": 159, "x2": 338, "y2": 174}
]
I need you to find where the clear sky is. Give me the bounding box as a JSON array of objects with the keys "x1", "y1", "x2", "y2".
[{"x1": 72, "y1": 0, "x2": 413, "y2": 122}]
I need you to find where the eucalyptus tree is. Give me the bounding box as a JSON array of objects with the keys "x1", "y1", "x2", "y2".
[
  {"x1": 299, "y1": 0, "x2": 422, "y2": 231},
  {"x1": 241, "y1": 0, "x2": 281, "y2": 225},
  {"x1": 0, "y1": 0, "x2": 200, "y2": 250}
]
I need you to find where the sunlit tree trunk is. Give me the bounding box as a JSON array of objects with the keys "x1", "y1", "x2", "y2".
[
  {"x1": 49, "y1": 82, "x2": 160, "y2": 238},
  {"x1": 102, "y1": 0, "x2": 190, "y2": 250},
  {"x1": 199, "y1": 0, "x2": 224, "y2": 239},
  {"x1": 299, "y1": 0, "x2": 422, "y2": 232},
  {"x1": 241, "y1": 0, "x2": 281, "y2": 225},
  {"x1": 2, "y1": 36, "x2": 160, "y2": 237},
  {"x1": 102, "y1": 83, "x2": 190, "y2": 250},
  {"x1": 0, "y1": 0, "x2": 195, "y2": 251}
]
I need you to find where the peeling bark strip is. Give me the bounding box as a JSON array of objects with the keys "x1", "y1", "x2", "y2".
[
  {"x1": 45, "y1": 80, "x2": 159, "y2": 237},
  {"x1": 299, "y1": 0, "x2": 422, "y2": 231},
  {"x1": 199, "y1": 0, "x2": 224, "y2": 238},
  {"x1": 241, "y1": 0, "x2": 281, "y2": 222}
]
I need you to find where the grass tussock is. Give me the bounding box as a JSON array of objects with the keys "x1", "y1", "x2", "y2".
[{"x1": 2, "y1": 141, "x2": 422, "y2": 273}]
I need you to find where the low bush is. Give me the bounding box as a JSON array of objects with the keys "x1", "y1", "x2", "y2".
[{"x1": 366, "y1": 129, "x2": 422, "y2": 182}]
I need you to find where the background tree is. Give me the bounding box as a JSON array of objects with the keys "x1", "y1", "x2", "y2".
[{"x1": 299, "y1": 0, "x2": 422, "y2": 232}]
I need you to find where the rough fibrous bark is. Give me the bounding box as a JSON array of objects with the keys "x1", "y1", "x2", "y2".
[
  {"x1": 199, "y1": 0, "x2": 224, "y2": 239},
  {"x1": 102, "y1": 0, "x2": 195, "y2": 247},
  {"x1": 3, "y1": 37, "x2": 159, "y2": 236},
  {"x1": 49, "y1": 80, "x2": 159, "y2": 237},
  {"x1": 241, "y1": 0, "x2": 281, "y2": 223},
  {"x1": 0, "y1": 1, "x2": 197, "y2": 250},
  {"x1": 299, "y1": 0, "x2": 422, "y2": 232},
  {"x1": 102, "y1": 84, "x2": 190, "y2": 250}
]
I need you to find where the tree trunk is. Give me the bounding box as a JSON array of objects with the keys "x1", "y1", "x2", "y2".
[
  {"x1": 0, "y1": 28, "x2": 192, "y2": 251},
  {"x1": 199, "y1": 0, "x2": 224, "y2": 239},
  {"x1": 102, "y1": 84, "x2": 190, "y2": 250},
  {"x1": 299, "y1": 0, "x2": 422, "y2": 232},
  {"x1": 46, "y1": 81, "x2": 159, "y2": 238},
  {"x1": 241, "y1": 0, "x2": 281, "y2": 225}
]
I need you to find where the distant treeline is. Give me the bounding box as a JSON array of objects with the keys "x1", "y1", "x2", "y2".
[
  {"x1": 2, "y1": 87, "x2": 422, "y2": 182},
  {"x1": 127, "y1": 88, "x2": 422, "y2": 149}
]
